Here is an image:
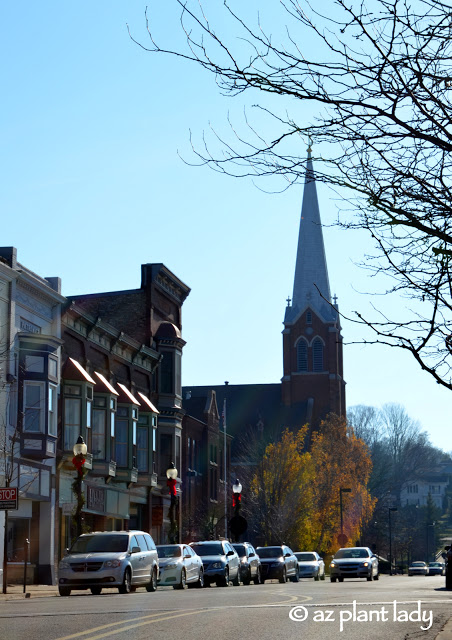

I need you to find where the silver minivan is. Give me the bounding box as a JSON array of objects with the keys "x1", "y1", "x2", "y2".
[{"x1": 58, "y1": 530, "x2": 159, "y2": 596}]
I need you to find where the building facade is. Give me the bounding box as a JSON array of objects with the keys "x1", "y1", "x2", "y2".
[
  {"x1": 182, "y1": 390, "x2": 232, "y2": 541},
  {"x1": 59, "y1": 263, "x2": 190, "y2": 549},
  {"x1": 0, "y1": 247, "x2": 65, "y2": 585}
]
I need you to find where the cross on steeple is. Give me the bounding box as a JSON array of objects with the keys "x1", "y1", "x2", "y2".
[{"x1": 286, "y1": 296, "x2": 291, "y2": 307}]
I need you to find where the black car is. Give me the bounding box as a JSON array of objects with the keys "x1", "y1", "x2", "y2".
[
  {"x1": 256, "y1": 545, "x2": 299, "y2": 583},
  {"x1": 232, "y1": 542, "x2": 262, "y2": 585},
  {"x1": 190, "y1": 540, "x2": 240, "y2": 587}
]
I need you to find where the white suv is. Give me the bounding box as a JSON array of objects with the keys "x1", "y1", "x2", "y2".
[{"x1": 58, "y1": 530, "x2": 159, "y2": 596}]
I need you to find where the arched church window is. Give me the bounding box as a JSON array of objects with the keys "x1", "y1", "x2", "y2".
[
  {"x1": 312, "y1": 338, "x2": 324, "y2": 371},
  {"x1": 297, "y1": 339, "x2": 308, "y2": 371},
  {"x1": 306, "y1": 310, "x2": 312, "y2": 324}
]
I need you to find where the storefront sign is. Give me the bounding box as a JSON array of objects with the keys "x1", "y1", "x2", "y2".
[
  {"x1": 61, "y1": 503, "x2": 74, "y2": 516},
  {"x1": 87, "y1": 486, "x2": 105, "y2": 513},
  {"x1": 0, "y1": 487, "x2": 18, "y2": 510},
  {"x1": 20, "y1": 318, "x2": 41, "y2": 334}
]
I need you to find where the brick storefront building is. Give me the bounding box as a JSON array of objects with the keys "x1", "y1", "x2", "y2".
[{"x1": 59, "y1": 263, "x2": 190, "y2": 549}]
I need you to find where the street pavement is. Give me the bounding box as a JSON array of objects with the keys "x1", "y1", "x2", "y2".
[{"x1": 1, "y1": 575, "x2": 452, "y2": 639}]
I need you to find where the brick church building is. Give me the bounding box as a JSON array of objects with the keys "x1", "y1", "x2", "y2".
[{"x1": 183, "y1": 148, "x2": 346, "y2": 464}]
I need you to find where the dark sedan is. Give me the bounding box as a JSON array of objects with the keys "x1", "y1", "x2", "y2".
[
  {"x1": 256, "y1": 545, "x2": 299, "y2": 583},
  {"x1": 190, "y1": 540, "x2": 240, "y2": 587}
]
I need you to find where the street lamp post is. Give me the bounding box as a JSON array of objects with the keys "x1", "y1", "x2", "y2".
[
  {"x1": 389, "y1": 507, "x2": 398, "y2": 576},
  {"x1": 339, "y1": 488, "x2": 351, "y2": 536},
  {"x1": 426, "y1": 522, "x2": 436, "y2": 563},
  {"x1": 72, "y1": 436, "x2": 87, "y2": 539},
  {"x1": 166, "y1": 462, "x2": 178, "y2": 544},
  {"x1": 229, "y1": 479, "x2": 247, "y2": 543}
]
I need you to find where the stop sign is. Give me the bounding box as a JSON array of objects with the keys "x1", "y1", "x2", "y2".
[
  {"x1": 0, "y1": 487, "x2": 18, "y2": 510},
  {"x1": 337, "y1": 533, "x2": 348, "y2": 546}
]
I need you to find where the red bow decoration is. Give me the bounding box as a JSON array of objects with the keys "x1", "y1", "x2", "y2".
[
  {"x1": 72, "y1": 456, "x2": 85, "y2": 472},
  {"x1": 167, "y1": 478, "x2": 177, "y2": 496}
]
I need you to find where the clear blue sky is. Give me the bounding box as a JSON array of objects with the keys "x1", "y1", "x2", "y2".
[{"x1": 2, "y1": 1, "x2": 449, "y2": 450}]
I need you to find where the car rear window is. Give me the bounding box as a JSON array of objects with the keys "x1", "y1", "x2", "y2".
[{"x1": 70, "y1": 534, "x2": 128, "y2": 553}]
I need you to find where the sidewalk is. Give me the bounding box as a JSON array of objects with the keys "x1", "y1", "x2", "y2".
[{"x1": 0, "y1": 584, "x2": 59, "y2": 600}]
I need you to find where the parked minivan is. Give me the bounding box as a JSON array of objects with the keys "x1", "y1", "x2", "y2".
[{"x1": 58, "y1": 530, "x2": 159, "y2": 596}]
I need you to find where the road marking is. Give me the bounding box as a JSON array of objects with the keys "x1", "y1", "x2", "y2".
[
  {"x1": 285, "y1": 599, "x2": 452, "y2": 608},
  {"x1": 53, "y1": 609, "x2": 212, "y2": 640}
]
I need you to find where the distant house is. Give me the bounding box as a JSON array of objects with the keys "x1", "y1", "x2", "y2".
[{"x1": 401, "y1": 473, "x2": 450, "y2": 509}]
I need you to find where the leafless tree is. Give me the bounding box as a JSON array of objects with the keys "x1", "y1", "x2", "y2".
[
  {"x1": 131, "y1": 0, "x2": 452, "y2": 388},
  {"x1": 347, "y1": 405, "x2": 383, "y2": 447}
]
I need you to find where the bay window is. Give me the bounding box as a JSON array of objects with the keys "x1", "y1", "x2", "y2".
[{"x1": 23, "y1": 382, "x2": 45, "y2": 432}]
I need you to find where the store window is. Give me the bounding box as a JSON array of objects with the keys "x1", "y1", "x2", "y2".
[
  {"x1": 48, "y1": 384, "x2": 58, "y2": 437},
  {"x1": 64, "y1": 396, "x2": 81, "y2": 451},
  {"x1": 160, "y1": 434, "x2": 172, "y2": 473},
  {"x1": 23, "y1": 381, "x2": 45, "y2": 432},
  {"x1": 115, "y1": 412, "x2": 128, "y2": 467},
  {"x1": 92, "y1": 402, "x2": 106, "y2": 459}
]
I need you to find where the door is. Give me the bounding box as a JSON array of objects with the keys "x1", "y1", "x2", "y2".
[
  {"x1": 129, "y1": 535, "x2": 145, "y2": 583},
  {"x1": 136, "y1": 534, "x2": 152, "y2": 583}
]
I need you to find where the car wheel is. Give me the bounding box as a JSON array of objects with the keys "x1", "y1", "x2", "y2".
[
  {"x1": 366, "y1": 575, "x2": 372, "y2": 581},
  {"x1": 195, "y1": 569, "x2": 204, "y2": 588},
  {"x1": 90, "y1": 587, "x2": 102, "y2": 595},
  {"x1": 338, "y1": 577, "x2": 344, "y2": 582},
  {"x1": 219, "y1": 568, "x2": 229, "y2": 587},
  {"x1": 314, "y1": 572, "x2": 320, "y2": 581},
  {"x1": 320, "y1": 572, "x2": 325, "y2": 580},
  {"x1": 291, "y1": 570, "x2": 300, "y2": 583},
  {"x1": 242, "y1": 568, "x2": 251, "y2": 586},
  {"x1": 58, "y1": 587, "x2": 71, "y2": 596},
  {"x1": 118, "y1": 568, "x2": 132, "y2": 594},
  {"x1": 146, "y1": 568, "x2": 158, "y2": 592},
  {"x1": 279, "y1": 568, "x2": 287, "y2": 584},
  {"x1": 373, "y1": 573, "x2": 379, "y2": 581},
  {"x1": 175, "y1": 569, "x2": 187, "y2": 590},
  {"x1": 253, "y1": 567, "x2": 262, "y2": 585},
  {"x1": 204, "y1": 577, "x2": 211, "y2": 587},
  {"x1": 330, "y1": 577, "x2": 337, "y2": 583},
  {"x1": 232, "y1": 569, "x2": 241, "y2": 586}
]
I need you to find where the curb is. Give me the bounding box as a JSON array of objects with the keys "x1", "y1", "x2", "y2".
[{"x1": 437, "y1": 619, "x2": 452, "y2": 640}]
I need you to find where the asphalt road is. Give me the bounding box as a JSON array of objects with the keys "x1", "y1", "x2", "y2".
[{"x1": 0, "y1": 575, "x2": 451, "y2": 640}]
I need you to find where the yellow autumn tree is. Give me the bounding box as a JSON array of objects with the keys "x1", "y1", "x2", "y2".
[
  {"x1": 310, "y1": 414, "x2": 376, "y2": 556},
  {"x1": 249, "y1": 415, "x2": 375, "y2": 555},
  {"x1": 250, "y1": 427, "x2": 316, "y2": 549}
]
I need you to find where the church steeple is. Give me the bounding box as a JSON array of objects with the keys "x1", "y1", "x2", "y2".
[
  {"x1": 285, "y1": 147, "x2": 336, "y2": 324},
  {"x1": 281, "y1": 146, "x2": 345, "y2": 425}
]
